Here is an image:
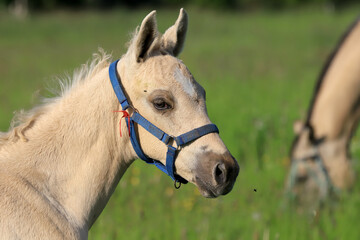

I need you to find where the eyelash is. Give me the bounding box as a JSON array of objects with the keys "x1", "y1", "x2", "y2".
[{"x1": 152, "y1": 98, "x2": 172, "y2": 110}]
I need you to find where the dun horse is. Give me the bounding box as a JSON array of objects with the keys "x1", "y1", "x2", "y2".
[
  {"x1": 0, "y1": 9, "x2": 239, "y2": 239},
  {"x1": 287, "y1": 17, "x2": 360, "y2": 208}
]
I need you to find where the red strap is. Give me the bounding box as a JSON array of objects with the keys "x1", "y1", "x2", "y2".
[{"x1": 113, "y1": 110, "x2": 130, "y2": 137}]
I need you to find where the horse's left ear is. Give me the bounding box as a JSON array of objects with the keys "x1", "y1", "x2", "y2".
[{"x1": 161, "y1": 8, "x2": 188, "y2": 57}]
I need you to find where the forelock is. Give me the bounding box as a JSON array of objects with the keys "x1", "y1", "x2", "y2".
[{"x1": 173, "y1": 62, "x2": 197, "y2": 98}]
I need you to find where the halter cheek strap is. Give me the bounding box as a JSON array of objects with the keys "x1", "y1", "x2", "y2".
[{"x1": 109, "y1": 59, "x2": 219, "y2": 185}]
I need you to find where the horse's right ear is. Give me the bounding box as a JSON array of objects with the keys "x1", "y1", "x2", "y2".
[{"x1": 132, "y1": 10, "x2": 158, "y2": 62}]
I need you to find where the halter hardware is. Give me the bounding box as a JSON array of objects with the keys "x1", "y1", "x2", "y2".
[
  {"x1": 174, "y1": 180, "x2": 182, "y2": 189},
  {"x1": 109, "y1": 59, "x2": 219, "y2": 186}
]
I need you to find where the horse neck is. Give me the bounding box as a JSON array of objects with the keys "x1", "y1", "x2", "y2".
[
  {"x1": 309, "y1": 20, "x2": 360, "y2": 144},
  {"x1": 2, "y1": 66, "x2": 136, "y2": 229}
]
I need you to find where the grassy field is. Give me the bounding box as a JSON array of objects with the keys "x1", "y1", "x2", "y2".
[{"x1": 1, "y1": 6, "x2": 360, "y2": 239}]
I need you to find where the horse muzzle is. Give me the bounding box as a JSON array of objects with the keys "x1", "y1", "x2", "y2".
[{"x1": 194, "y1": 151, "x2": 239, "y2": 198}]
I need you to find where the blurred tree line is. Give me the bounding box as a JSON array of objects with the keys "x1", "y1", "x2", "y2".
[{"x1": 1, "y1": 0, "x2": 357, "y2": 12}]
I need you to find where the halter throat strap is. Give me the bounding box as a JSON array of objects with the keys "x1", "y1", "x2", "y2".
[{"x1": 109, "y1": 59, "x2": 219, "y2": 185}]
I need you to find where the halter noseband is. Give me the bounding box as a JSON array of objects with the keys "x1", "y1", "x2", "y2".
[
  {"x1": 109, "y1": 59, "x2": 219, "y2": 187},
  {"x1": 287, "y1": 147, "x2": 339, "y2": 199}
]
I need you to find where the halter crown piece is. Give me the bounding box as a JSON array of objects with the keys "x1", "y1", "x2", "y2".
[{"x1": 109, "y1": 59, "x2": 219, "y2": 188}]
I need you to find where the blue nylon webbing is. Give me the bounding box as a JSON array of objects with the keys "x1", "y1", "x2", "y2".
[
  {"x1": 109, "y1": 60, "x2": 129, "y2": 110},
  {"x1": 132, "y1": 112, "x2": 172, "y2": 145},
  {"x1": 166, "y1": 146, "x2": 177, "y2": 180},
  {"x1": 175, "y1": 124, "x2": 219, "y2": 146}
]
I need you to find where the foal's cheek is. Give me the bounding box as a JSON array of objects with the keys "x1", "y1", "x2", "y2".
[{"x1": 172, "y1": 154, "x2": 198, "y2": 181}]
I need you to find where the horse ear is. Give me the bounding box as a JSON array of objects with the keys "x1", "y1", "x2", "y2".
[
  {"x1": 293, "y1": 120, "x2": 303, "y2": 134},
  {"x1": 133, "y1": 10, "x2": 158, "y2": 62},
  {"x1": 161, "y1": 8, "x2": 188, "y2": 57}
]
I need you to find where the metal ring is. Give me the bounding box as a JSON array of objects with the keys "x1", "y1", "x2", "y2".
[
  {"x1": 174, "y1": 180, "x2": 181, "y2": 189},
  {"x1": 168, "y1": 135, "x2": 181, "y2": 151}
]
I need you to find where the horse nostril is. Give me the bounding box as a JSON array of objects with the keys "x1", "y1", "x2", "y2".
[
  {"x1": 214, "y1": 162, "x2": 226, "y2": 185},
  {"x1": 215, "y1": 164, "x2": 223, "y2": 176},
  {"x1": 296, "y1": 174, "x2": 308, "y2": 183}
]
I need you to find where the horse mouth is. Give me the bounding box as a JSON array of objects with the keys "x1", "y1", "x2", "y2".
[
  {"x1": 193, "y1": 164, "x2": 238, "y2": 198},
  {"x1": 194, "y1": 176, "x2": 225, "y2": 198}
]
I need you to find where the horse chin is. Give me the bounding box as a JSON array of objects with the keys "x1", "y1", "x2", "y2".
[
  {"x1": 199, "y1": 189, "x2": 218, "y2": 198},
  {"x1": 292, "y1": 178, "x2": 326, "y2": 212},
  {"x1": 194, "y1": 176, "x2": 221, "y2": 198}
]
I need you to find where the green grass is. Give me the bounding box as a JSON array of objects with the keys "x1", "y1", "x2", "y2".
[{"x1": 1, "y1": 6, "x2": 360, "y2": 239}]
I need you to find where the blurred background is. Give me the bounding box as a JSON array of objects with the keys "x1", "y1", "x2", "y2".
[{"x1": 1, "y1": 0, "x2": 360, "y2": 239}]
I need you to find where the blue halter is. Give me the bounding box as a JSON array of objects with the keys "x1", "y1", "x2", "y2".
[
  {"x1": 109, "y1": 59, "x2": 219, "y2": 187},
  {"x1": 287, "y1": 151, "x2": 339, "y2": 199}
]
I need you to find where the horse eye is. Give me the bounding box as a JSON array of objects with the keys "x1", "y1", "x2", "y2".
[{"x1": 153, "y1": 98, "x2": 172, "y2": 110}]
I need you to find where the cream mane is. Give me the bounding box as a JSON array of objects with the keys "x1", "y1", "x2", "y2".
[{"x1": 0, "y1": 50, "x2": 112, "y2": 147}]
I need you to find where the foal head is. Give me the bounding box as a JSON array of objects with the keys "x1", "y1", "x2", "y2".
[
  {"x1": 287, "y1": 121, "x2": 354, "y2": 208},
  {"x1": 117, "y1": 9, "x2": 239, "y2": 197}
]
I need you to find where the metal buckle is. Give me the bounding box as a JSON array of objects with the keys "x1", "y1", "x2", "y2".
[{"x1": 174, "y1": 179, "x2": 181, "y2": 189}]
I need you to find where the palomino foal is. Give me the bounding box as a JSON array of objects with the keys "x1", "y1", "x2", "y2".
[
  {"x1": 287, "y1": 17, "x2": 360, "y2": 208},
  {"x1": 0, "y1": 9, "x2": 239, "y2": 239}
]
